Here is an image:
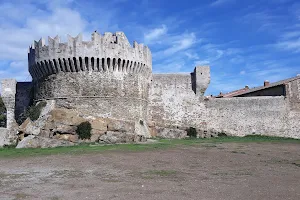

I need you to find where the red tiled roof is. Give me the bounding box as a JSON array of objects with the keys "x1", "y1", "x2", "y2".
[{"x1": 216, "y1": 75, "x2": 300, "y2": 98}]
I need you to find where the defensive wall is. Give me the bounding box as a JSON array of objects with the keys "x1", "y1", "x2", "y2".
[
  {"x1": 148, "y1": 68, "x2": 209, "y2": 129},
  {"x1": 149, "y1": 72, "x2": 300, "y2": 139},
  {"x1": 0, "y1": 31, "x2": 299, "y2": 141},
  {"x1": 27, "y1": 32, "x2": 152, "y2": 127}
]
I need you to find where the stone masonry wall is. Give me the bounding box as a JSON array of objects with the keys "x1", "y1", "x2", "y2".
[
  {"x1": 28, "y1": 32, "x2": 152, "y2": 128},
  {"x1": 205, "y1": 97, "x2": 299, "y2": 138},
  {"x1": 286, "y1": 78, "x2": 300, "y2": 111},
  {"x1": 149, "y1": 73, "x2": 300, "y2": 139},
  {"x1": 36, "y1": 71, "x2": 150, "y2": 122},
  {"x1": 148, "y1": 73, "x2": 207, "y2": 129},
  {"x1": 1, "y1": 79, "x2": 16, "y2": 130}
]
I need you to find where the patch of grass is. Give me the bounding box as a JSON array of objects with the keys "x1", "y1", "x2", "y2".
[
  {"x1": 0, "y1": 135, "x2": 299, "y2": 158},
  {"x1": 3, "y1": 144, "x2": 17, "y2": 149},
  {"x1": 201, "y1": 144, "x2": 217, "y2": 148},
  {"x1": 13, "y1": 193, "x2": 30, "y2": 200},
  {"x1": 146, "y1": 170, "x2": 177, "y2": 176},
  {"x1": 231, "y1": 151, "x2": 246, "y2": 154},
  {"x1": 49, "y1": 197, "x2": 60, "y2": 200},
  {"x1": 263, "y1": 159, "x2": 300, "y2": 167},
  {"x1": 140, "y1": 170, "x2": 178, "y2": 179},
  {"x1": 212, "y1": 170, "x2": 252, "y2": 177},
  {"x1": 292, "y1": 160, "x2": 300, "y2": 167},
  {"x1": 51, "y1": 170, "x2": 85, "y2": 178},
  {"x1": 0, "y1": 172, "x2": 27, "y2": 179},
  {"x1": 263, "y1": 158, "x2": 291, "y2": 165}
]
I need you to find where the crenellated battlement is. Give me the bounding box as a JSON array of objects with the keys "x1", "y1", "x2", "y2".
[{"x1": 28, "y1": 32, "x2": 152, "y2": 80}]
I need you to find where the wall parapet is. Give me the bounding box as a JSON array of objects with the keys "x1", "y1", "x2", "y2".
[{"x1": 28, "y1": 32, "x2": 152, "y2": 80}]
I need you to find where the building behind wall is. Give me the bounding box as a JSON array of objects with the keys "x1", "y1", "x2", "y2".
[{"x1": 216, "y1": 76, "x2": 300, "y2": 98}]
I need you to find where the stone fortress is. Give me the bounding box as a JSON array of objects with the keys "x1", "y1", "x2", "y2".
[{"x1": 1, "y1": 31, "x2": 300, "y2": 147}]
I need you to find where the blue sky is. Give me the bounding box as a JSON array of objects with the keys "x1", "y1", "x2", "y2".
[{"x1": 0, "y1": 0, "x2": 299, "y2": 95}]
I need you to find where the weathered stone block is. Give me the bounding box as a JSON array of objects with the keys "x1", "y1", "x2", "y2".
[
  {"x1": 16, "y1": 135, "x2": 74, "y2": 148},
  {"x1": 148, "y1": 126, "x2": 158, "y2": 137},
  {"x1": 156, "y1": 127, "x2": 187, "y2": 139},
  {"x1": 99, "y1": 131, "x2": 137, "y2": 144},
  {"x1": 90, "y1": 118, "x2": 107, "y2": 131},
  {"x1": 107, "y1": 119, "x2": 135, "y2": 133},
  {"x1": 50, "y1": 108, "x2": 85, "y2": 126},
  {"x1": 24, "y1": 120, "x2": 41, "y2": 136},
  {"x1": 69, "y1": 134, "x2": 79, "y2": 143}
]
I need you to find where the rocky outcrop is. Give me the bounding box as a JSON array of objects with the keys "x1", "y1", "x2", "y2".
[
  {"x1": 15, "y1": 101, "x2": 148, "y2": 148},
  {"x1": 16, "y1": 135, "x2": 74, "y2": 148},
  {"x1": 156, "y1": 127, "x2": 187, "y2": 139},
  {"x1": 99, "y1": 131, "x2": 146, "y2": 144}
]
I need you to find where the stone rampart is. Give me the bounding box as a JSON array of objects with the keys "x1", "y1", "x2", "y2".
[
  {"x1": 40, "y1": 72, "x2": 150, "y2": 121},
  {"x1": 27, "y1": 32, "x2": 152, "y2": 126},
  {"x1": 205, "y1": 97, "x2": 298, "y2": 138},
  {"x1": 28, "y1": 32, "x2": 152, "y2": 81},
  {"x1": 148, "y1": 71, "x2": 207, "y2": 129},
  {"x1": 1, "y1": 30, "x2": 300, "y2": 142},
  {"x1": 149, "y1": 72, "x2": 300, "y2": 139}
]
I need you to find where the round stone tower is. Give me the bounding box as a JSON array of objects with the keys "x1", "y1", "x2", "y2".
[{"x1": 28, "y1": 31, "x2": 152, "y2": 124}]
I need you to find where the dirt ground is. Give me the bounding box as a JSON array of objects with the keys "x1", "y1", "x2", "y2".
[{"x1": 0, "y1": 142, "x2": 299, "y2": 200}]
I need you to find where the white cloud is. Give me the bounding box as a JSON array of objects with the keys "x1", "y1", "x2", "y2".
[
  {"x1": 185, "y1": 52, "x2": 199, "y2": 59},
  {"x1": 210, "y1": 0, "x2": 235, "y2": 7},
  {"x1": 239, "y1": 11, "x2": 280, "y2": 32},
  {"x1": 276, "y1": 37, "x2": 300, "y2": 52},
  {"x1": 230, "y1": 56, "x2": 244, "y2": 64},
  {"x1": 144, "y1": 25, "x2": 167, "y2": 44},
  {"x1": 162, "y1": 33, "x2": 197, "y2": 55},
  {"x1": 10, "y1": 61, "x2": 27, "y2": 69},
  {"x1": 0, "y1": 1, "x2": 89, "y2": 81},
  {"x1": 240, "y1": 70, "x2": 246, "y2": 75},
  {"x1": 194, "y1": 60, "x2": 210, "y2": 66},
  {"x1": 282, "y1": 31, "x2": 300, "y2": 39}
]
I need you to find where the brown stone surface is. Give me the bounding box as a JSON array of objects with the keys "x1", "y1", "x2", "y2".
[
  {"x1": 16, "y1": 135, "x2": 74, "y2": 148},
  {"x1": 49, "y1": 108, "x2": 85, "y2": 126},
  {"x1": 99, "y1": 131, "x2": 137, "y2": 144},
  {"x1": 148, "y1": 126, "x2": 157, "y2": 137},
  {"x1": 19, "y1": 118, "x2": 31, "y2": 131},
  {"x1": 68, "y1": 134, "x2": 79, "y2": 143},
  {"x1": 90, "y1": 118, "x2": 107, "y2": 131},
  {"x1": 107, "y1": 119, "x2": 135, "y2": 133},
  {"x1": 0, "y1": 142, "x2": 299, "y2": 199}
]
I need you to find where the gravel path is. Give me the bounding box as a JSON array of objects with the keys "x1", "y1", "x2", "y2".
[{"x1": 0, "y1": 142, "x2": 299, "y2": 200}]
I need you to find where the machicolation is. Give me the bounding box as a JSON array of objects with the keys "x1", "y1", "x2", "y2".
[{"x1": 28, "y1": 32, "x2": 152, "y2": 80}]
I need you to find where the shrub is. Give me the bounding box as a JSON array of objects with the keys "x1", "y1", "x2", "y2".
[
  {"x1": 27, "y1": 101, "x2": 47, "y2": 121},
  {"x1": 186, "y1": 127, "x2": 197, "y2": 138},
  {"x1": 0, "y1": 97, "x2": 6, "y2": 127},
  {"x1": 76, "y1": 121, "x2": 92, "y2": 140},
  {"x1": 0, "y1": 113, "x2": 6, "y2": 127},
  {"x1": 217, "y1": 132, "x2": 227, "y2": 137}
]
